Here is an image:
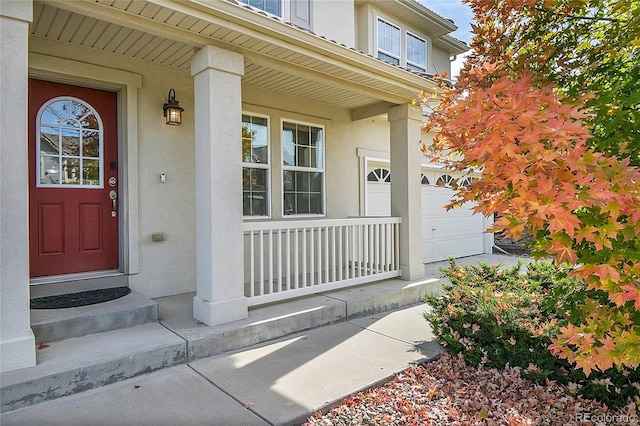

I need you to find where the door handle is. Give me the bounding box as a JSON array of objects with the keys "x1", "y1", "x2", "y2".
[{"x1": 109, "y1": 190, "x2": 117, "y2": 217}]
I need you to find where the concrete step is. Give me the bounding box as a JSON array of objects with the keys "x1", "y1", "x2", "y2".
[
  {"x1": 1, "y1": 322, "x2": 186, "y2": 413},
  {"x1": 30, "y1": 290, "x2": 158, "y2": 344},
  {"x1": 3, "y1": 276, "x2": 442, "y2": 413},
  {"x1": 158, "y1": 276, "x2": 442, "y2": 362}
]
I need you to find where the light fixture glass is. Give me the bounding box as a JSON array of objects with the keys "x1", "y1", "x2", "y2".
[{"x1": 163, "y1": 89, "x2": 183, "y2": 126}]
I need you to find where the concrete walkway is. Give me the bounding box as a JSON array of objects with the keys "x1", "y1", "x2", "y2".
[
  {"x1": 1, "y1": 254, "x2": 528, "y2": 426},
  {"x1": 1, "y1": 303, "x2": 441, "y2": 426}
]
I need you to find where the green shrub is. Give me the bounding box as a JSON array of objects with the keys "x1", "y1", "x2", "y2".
[{"x1": 424, "y1": 260, "x2": 640, "y2": 408}]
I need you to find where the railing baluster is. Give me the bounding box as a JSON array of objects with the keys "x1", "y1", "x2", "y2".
[
  {"x1": 309, "y1": 227, "x2": 316, "y2": 287},
  {"x1": 259, "y1": 230, "x2": 264, "y2": 296},
  {"x1": 331, "y1": 226, "x2": 336, "y2": 282},
  {"x1": 353, "y1": 225, "x2": 358, "y2": 278},
  {"x1": 374, "y1": 224, "x2": 379, "y2": 273},
  {"x1": 318, "y1": 226, "x2": 329, "y2": 284},
  {"x1": 382, "y1": 223, "x2": 388, "y2": 272},
  {"x1": 358, "y1": 224, "x2": 362, "y2": 277},
  {"x1": 364, "y1": 224, "x2": 369, "y2": 276},
  {"x1": 249, "y1": 230, "x2": 255, "y2": 297},
  {"x1": 276, "y1": 230, "x2": 282, "y2": 293},
  {"x1": 348, "y1": 224, "x2": 352, "y2": 279},
  {"x1": 302, "y1": 228, "x2": 307, "y2": 288},
  {"x1": 294, "y1": 228, "x2": 299, "y2": 289},
  {"x1": 346, "y1": 225, "x2": 350, "y2": 279},
  {"x1": 337, "y1": 226, "x2": 343, "y2": 281},
  {"x1": 394, "y1": 223, "x2": 399, "y2": 271},
  {"x1": 285, "y1": 228, "x2": 291, "y2": 291},
  {"x1": 371, "y1": 224, "x2": 376, "y2": 274},
  {"x1": 268, "y1": 230, "x2": 274, "y2": 295}
]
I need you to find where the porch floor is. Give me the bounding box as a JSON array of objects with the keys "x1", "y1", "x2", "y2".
[{"x1": 1, "y1": 254, "x2": 528, "y2": 420}]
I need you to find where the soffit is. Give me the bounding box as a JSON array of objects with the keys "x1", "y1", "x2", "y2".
[{"x1": 32, "y1": 0, "x2": 436, "y2": 111}]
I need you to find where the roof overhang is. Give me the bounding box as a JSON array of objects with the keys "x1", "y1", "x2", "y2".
[
  {"x1": 433, "y1": 35, "x2": 469, "y2": 57},
  {"x1": 355, "y1": 0, "x2": 458, "y2": 37},
  {"x1": 32, "y1": 0, "x2": 439, "y2": 115}
]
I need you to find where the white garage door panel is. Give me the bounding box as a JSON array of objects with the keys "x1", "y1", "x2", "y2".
[
  {"x1": 432, "y1": 235, "x2": 485, "y2": 259},
  {"x1": 367, "y1": 184, "x2": 391, "y2": 216},
  {"x1": 432, "y1": 215, "x2": 485, "y2": 237},
  {"x1": 421, "y1": 184, "x2": 485, "y2": 262}
]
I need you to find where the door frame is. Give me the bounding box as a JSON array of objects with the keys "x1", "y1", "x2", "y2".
[{"x1": 28, "y1": 53, "x2": 142, "y2": 283}]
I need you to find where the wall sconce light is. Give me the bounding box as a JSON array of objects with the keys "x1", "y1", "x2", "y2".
[{"x1": 163, "y1": 89, "x2": 184, "y2": 126}]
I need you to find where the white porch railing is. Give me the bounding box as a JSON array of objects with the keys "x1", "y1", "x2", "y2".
[{"x1": 243, "y1": 217, "x2": 402, "y2": 306}]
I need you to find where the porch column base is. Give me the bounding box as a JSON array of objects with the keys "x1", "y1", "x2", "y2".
[
  {"x1": 193, "y1": 296, "x2": 248, "y2": 326},
  {"x1": 400, "y1": 263, "x2": 425, "y2": 281},
  {"x1": 1, "y1": 332, "x2": 36, "y2": 372}
]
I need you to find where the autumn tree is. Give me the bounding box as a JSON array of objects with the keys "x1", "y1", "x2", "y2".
[{"x1": 423, "y1": 0, "x2": 640, "y2": 374}]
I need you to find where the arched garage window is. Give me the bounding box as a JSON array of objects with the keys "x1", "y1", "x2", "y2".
[
  {"x1": 461, "y1": 176, "x2": 475, "y2": 187},
  {"x1": 436, "y1": 174, "x2": 454, "y2": 188},
  {"x1": 367, "y1": 168, "x2": 391, "y2": 183},
  {"x1": 420, "y1": 174, "x2": 430, "y2": 186}
]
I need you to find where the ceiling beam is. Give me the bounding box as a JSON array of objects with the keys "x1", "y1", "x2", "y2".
[{"x1": 350, "y1": 101, "x2": 396, "y2": 121}]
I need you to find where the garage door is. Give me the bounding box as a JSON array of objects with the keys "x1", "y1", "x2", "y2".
[{"x1": 365, "y1": 163, "x2": 487, "y2": 263}]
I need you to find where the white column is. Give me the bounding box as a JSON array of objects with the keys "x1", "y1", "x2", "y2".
[
  {"x1": 388, "y1": 104, "x2": 425, "y2": 280},
  {"x1": 190, "y1": 46, "x2": 248, "y2": 326},
  {"x1": 0, "y1": 0, "x2": 36, "y2": 372}
]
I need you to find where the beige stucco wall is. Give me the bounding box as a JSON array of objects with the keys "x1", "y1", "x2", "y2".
[
  {"x1": 430, "y1": 46, "x2": 452, "y2": 76},
  {"x1": 131, "y1": 64, "x2": 196, "y2": 298},
  {"x1": 29, "y1": 37, "x2": 196, "y2": 299},
  {"x1": 354, "y1": 3, "x2": 374, "y2": 54},
  {"x1": 312, "y1": 0, "x2": 355, "y2": 47},
  {"x1": 327, "y1": 117, "x2": 390, "y2": 218}
]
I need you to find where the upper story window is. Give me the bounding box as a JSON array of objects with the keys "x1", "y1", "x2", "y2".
[
  {"x1": 282, "y1": 121, "x2": 325, "y2": 216},
  {"x1": 377, "y1": 18, "x2": 401, "y2": 66},
  {"x1": 406, "y1": 32, "x2": 426, "y2": 72},
  {"x1": 240, "y1": 0, "x2": 281, "y2": 16},
  {"x1": 242, "y1": 114, "x2": 270, "y2": 217},
  {"x1": 376, "y1": 17, "x2": 429, "y2": 72}
]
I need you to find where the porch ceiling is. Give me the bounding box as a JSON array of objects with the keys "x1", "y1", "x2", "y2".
[{"x1": 31, "y1": 0, "x2": 436, "y2": 112}]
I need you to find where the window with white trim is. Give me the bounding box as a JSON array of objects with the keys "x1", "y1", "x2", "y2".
[
  {"x1": 37, "y1": 97, "x2": 103, "y2": 188},
  {"x1": 282, "y1": 121, "x2": 324, "y2": 215},
  {"x1": 240, "y1": 0, "x2": 281, "y2": 16},
  {"x1": 406, "y1": 32, "x2": 426, "y2": 72},
  {"x1": 377, "y1": 18, "x2": 401, "y2": 66},
  {"x1": 376, "y1": 17, "x2": 429, "y2": 71},
  {"x1": 242, "y1": 114, "x2": 270, "y2": 217}
]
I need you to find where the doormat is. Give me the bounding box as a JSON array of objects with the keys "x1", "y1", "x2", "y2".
[{"x1": 30, "y1": 287, "x2": 131, "y2": 309}]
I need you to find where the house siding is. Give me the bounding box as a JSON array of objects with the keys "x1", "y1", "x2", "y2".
[{"x1": 312, "y1": 0, "x2": 355, "y2": 47}]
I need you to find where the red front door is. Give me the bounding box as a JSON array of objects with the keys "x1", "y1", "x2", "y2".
[{"x1": 28, "y1": 79, "x2": 119, "y2": 278}]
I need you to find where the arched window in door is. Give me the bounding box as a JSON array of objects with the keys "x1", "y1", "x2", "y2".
[{"x1": 37, "y1": 97, "x2": 103, "y2": 187}]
